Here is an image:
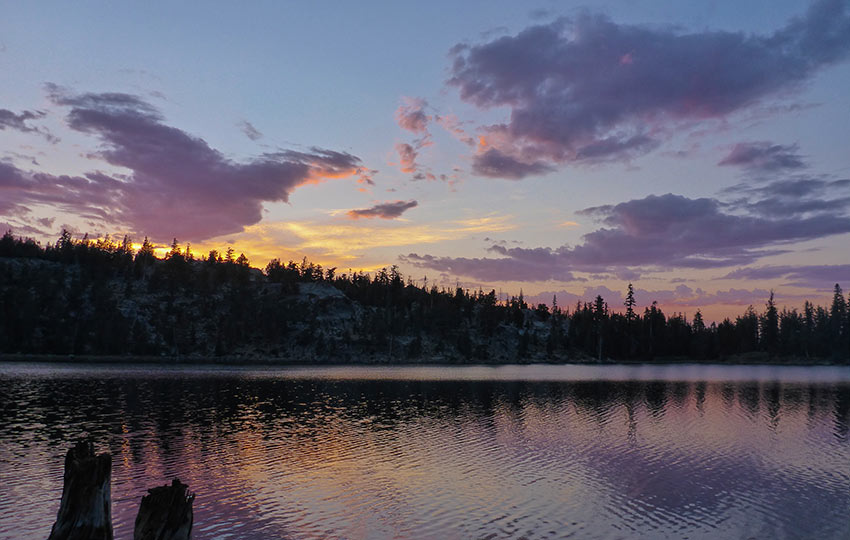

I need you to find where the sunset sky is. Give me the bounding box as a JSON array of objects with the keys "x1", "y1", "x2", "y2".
[{"x1": 2, "y1": 0, "x2": 850, "y2": 321}]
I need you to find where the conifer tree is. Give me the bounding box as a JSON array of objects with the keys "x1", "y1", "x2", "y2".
[
  {"x1": 830, "y1": 284, "x2": 847, "y2": 358},
  {"x1": 624, "y1": 283, "x2": 636, "y2": 322},
  {"x1": 761, "y1": 291, "x2": 779, "y2": 355},
  {"x1": 693, "y1": 310, "x2": 705, "y2": 333}
]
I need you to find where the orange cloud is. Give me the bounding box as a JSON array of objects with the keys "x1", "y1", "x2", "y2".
[{"x1": 556, "y1": 220, "x2": 580, "y2": 228}]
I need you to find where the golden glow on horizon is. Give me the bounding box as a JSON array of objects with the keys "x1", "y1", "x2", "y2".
[
  {"x1": 128, "y1": 242, "x2": 171, "y2": 258},
  {"x1": 238, "y1": 214, "x2": 515, "y2": 257},
  {"x1": 70, "y1": 219, "x2": 837, "y2": 323},
  {"x1": 144, "y1": 212, "x2": 519, "y2": 274},
  {"x1": 283, "y1": 221, "x2": 447, "y2": 252}
]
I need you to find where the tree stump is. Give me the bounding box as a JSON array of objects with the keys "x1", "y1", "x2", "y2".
[
  {"x1": 48, "y1": 440, "x2": 113, "y2": 540},
  {"x1": 133, "y1": 478, "x2": 194, "y2": 540}
]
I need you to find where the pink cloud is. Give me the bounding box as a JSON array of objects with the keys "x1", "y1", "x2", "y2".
[
  {"x1": 395, "y1": 143, "x2": 419, "y2": 173},
  {"x1": 395, "y1": 97, "x2": 430, "y2": 134},
  {"x1": 0, "y1": 87, "x2": 369, "y2": 242},
  {"x1": 435, "y1": 114, "x2": 475, "y2": 146},
  {"x1": 447, "y1": 0, "x2": 850, "y2": 178}
]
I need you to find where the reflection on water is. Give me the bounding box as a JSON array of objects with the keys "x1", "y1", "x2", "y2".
[{"x1": 1, "y1": 363, "x2": 849, "y2": 540}]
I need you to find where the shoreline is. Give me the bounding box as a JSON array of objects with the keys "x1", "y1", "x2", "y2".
[{"x1": 0, "y1": 353, "x2": 845, "y2": 368}]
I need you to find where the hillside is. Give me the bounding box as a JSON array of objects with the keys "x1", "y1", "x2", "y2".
[{"x1": 1, "y1": 232, "x2": 848, "y2": 364}]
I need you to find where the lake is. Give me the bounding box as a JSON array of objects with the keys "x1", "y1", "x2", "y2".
[{"x1": 1, "y1": 363, "x2": 849, "y2": 539}]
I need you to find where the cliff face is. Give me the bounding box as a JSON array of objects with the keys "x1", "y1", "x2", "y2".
[{"x1": 0, "y1": 257, "x2": 570, "y2": 363}]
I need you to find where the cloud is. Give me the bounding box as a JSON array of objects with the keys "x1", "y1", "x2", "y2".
[
  {"x1": 238, "y1": 120, "x2": 263, "y2": 141},
  {"x1": 435, "y1": 114, "x2": 475, "y2": 146},
  {"x1": 395, "y1": 97, "x2": 430, "y2": 134},
  {"x1": 356, "y1": 169, "x2": 377, "y2": 187},
  {"x1": 0, "y1": 160, "x2": 28, "y2": 188},
  {"x1": 0, "y1": 220, "x2": 46, "y2": 238},
  {"x1": 727, "y1": 177, "x2": 850, "y2": 199},
  {"x1": 453, "y1": 215, "x2": 516, "y2": 233},
  {"x1": 573, "y1": 134, "x2": 659, "y2": 162},
  {"x1": 394, "y1": 97, "x2": 439, "y2": 176},
  {"x1": 0, "y1": 108, "x2": 44, "y2": 132},
  {"x1": 724, "y1": 176, "x2": 850, "y2": 217},
  {"x1": 410, "y1": 172, "x2": 449, "y2": 182},
  {"x1": 0, "y1": 108, "x2": 57, "y2": 142},
  {"x1": 347, "y1": 200, "x2": 419, "y2": 220},
  {"x1": 447, "y1": 0, "x2": 850, "y2": 178},
  {"x1": 556, "y1": 220, "x2": 580, "y2": 228},
  {"x1": 0, "y1": 160, "x2": 124, "y2": 222},
  {"x1": 404, "y1": 192, "x2": 850, "y2": 282},
  {"x1": 718, "y1": 141, "x2": 806, "y2": 171},
  {"x1": 401, "y1": 252, "x2": 579, "y2": 282},
  {"x1": 36, "y1": 216, "x2": 55, "y2": 229},
  {"x1": 395, "y1": 143, "x2": 419, "y2": 173},
  {"x1": 721, "y1": 264, "x2": 850, "y2": 290},
  {"x1": 573, "y1": 193, "x2": 850, "y2": 268},
  {"x1": 472, "y1": 147, "x2": 554, "y2": 179},
  {"x1": 0, "y1": 86, "x2": 367, "y2": 241}
]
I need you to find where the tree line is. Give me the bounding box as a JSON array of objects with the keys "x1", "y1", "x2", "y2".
[{"x1": 1, "y1": 231, "x2": 847, "y2": 363}]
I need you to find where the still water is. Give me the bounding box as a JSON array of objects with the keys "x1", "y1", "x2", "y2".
[{"x1": 1, "y1": 363, "x2": 849, "y2": 540}]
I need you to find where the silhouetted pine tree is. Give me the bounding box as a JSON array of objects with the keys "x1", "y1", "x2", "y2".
[
  {"x1": 830, "y1": 284, "x2": 848, "y2": 359},
  {"x1": 0, "y1": 230, "x2": 847, "y2": 363},
  {"x1": 760, "y1": 291, "x2": 779, "y2": 356}
]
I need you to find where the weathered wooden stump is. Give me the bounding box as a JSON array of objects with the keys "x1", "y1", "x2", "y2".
[
  {"x1": 48, "y1": 440, "x2": 113, "y2": 540},
  {"x1": 133, "y1": 478, "x2": 195, "y2": 540}
]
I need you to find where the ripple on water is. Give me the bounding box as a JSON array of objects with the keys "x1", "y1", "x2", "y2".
[{"x1": 1, "y1": 364, "x2": 849, "y2": 540}]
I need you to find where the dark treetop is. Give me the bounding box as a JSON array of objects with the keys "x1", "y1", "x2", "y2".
[{"x1": 1, "y1": 231, "x2": 848, "y2": 364}]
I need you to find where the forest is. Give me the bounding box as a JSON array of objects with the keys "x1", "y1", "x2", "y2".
[{"x1": 1, "y1": 231, "x2": 848, "y2": 364}]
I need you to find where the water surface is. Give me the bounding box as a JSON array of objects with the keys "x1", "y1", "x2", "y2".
[{"x1": 1, "y1": 363, "x2": 849, "y2": 539}]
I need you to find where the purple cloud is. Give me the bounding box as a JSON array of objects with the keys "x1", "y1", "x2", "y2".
[
  {"x1": 404, "y1": 192, "x2": 850, "y2": 282},
  {"x1": 238, "y1": 120, "x2": 263, "y2": 141},
  {"x1": 0, "y1": 108, "x2": 43, "y2": 132},
  {"x1": 36, "y1": 216, "x2": 55, "y2": 229},
  {"x1": 0, "y1": 108, "x2": 57, "y2": 142},
  {"x1": 719, "y1": 142, "x2": 806, "y2": 171},
  {"x1": 744, "y1": 196, "x2": 850, "y2": 218},
  {"x1": 722, "y1": 264, "x2": 850, "y2": 290},
  {"x1": 401, "y1": 252, "x2": 578, "y2": 282},
  {"x1": 1, "y1": 162, "x2": 131, "y2": 224},
  {"x1": 472, "y1": 147, "x2": 554, "y2": 179},
  {"x1": 0, "y1": 86, "x2": 367, "y2": 241},
  {"x1": 347, "y1": 200, "x2": 418, "y2": 220},
  {"x1": 448, "y1": 0, "x2": 850, "y2": 178},
  {"x1": 731, "y1": 177, "x2": 850, "y2": 199},
  {"x1": 0, "y1": 220, "x2": 47, "y2": 238},
  {"x1": 724, "y1": 176, "x2": 850, "y2": 217}
]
